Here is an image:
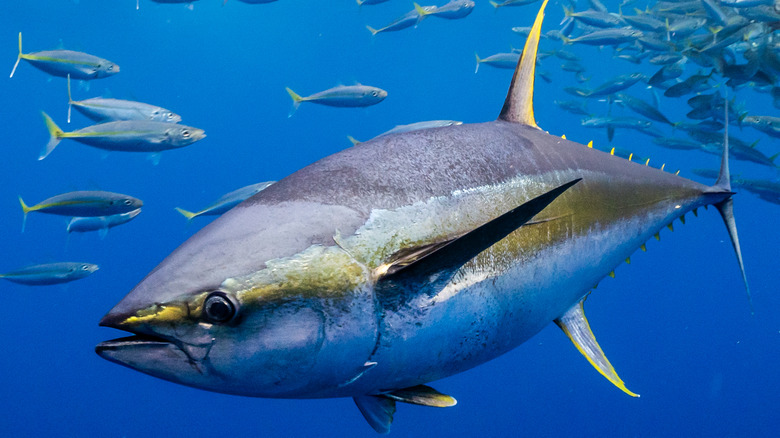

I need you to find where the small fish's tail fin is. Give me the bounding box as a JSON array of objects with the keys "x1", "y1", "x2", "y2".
[
  {"x1": 474, "y1": 53, "x2": 481, "y2": 74},
  {"x1": 489, "y1": 1, "x2": 500, "y2": 9},
  {"x1": 346, "y1": 135, "x2": 361, "y2": 146},
  {"x1": 10, "y1": 32, "x2": 22, "y2": 78},
  {"x1": 366, "y1": 25, "x2": 379, "y2": 37},
  {"x1": 708, "y1": 99, "x2": 752, "y2": 313},
  {"x1": 413, "y1": 3, "x2": 430, "y2": 20},
  {"x1": 18, "y1": 195, "x2": 32, "y2": 232},
  {"x1": 174, "y1": 207, "x2": 197, "y2": 223},
  {"x1": 286, "y1": 87, "x2": 304, "y2": 117},
  {"x1": 560, "y1": 34, "x2": 572, "y2": 45},
  {"x1": 67, "y1": 74, "x2": 75, "y2": 123},
  {"x1": 561, "y1": 5, "x2": 573, "y2": 21},
  {"x1": 40, "y1": 111, "x2": 64, "y2": 160}
]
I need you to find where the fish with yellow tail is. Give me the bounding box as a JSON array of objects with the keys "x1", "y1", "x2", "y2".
[{"x1": 96, "y1": 0, "x2": 749, "y2": 433}]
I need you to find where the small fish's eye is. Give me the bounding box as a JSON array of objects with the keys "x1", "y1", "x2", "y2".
[
  {"x1": 81, "y1": 265, "x2": 90, "y2": 271},
  {"x1": 123, "y1": 199, "x2": 133, "y2": 205},
  {"x1": 203, "y1": 291, "x2": 238, "y2": 323},
  {"x1": 182, "y1": 130, "x2": 190, "y2": 138},
  {"x1": 107, "y1": 65, "x2": 113, "y2": 71},
  {"x1": 371, "y1": 91, "x2": 378, "y2": 97}
]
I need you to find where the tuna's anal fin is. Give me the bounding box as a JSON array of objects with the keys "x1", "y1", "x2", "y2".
[
  {"x1": 555, "y1": 298, "x2": 639, "y2": 398},
  {"x1": 354, "y1": 395, "x2": 396, "y2": 434},
  {"x1": 498, "y1": 0, "x2": 549, "y2": 127}
]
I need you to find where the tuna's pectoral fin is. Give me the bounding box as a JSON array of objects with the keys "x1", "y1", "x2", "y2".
[
  {"x1": 376, "y1": 178, "x2": 580, "y2": 293},
  {"x1": 555, "y1": 298, "x2": 639, "y2": 398},
  {"x1": 354, "y1": 395, "x2": 396, "y2": 434}
]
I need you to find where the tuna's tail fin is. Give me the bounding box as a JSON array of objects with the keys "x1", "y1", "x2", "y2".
[
  {"x1": 40, "y1": 111, "x2": 64, "y2": 160},
  {"x1": 285, "y1": 87, "x2": 304, "y2": 117},
  {"x1": 10, "y1": 32, "x2": 22, "y2": 78},
  {"x1": 67, "y1": 74, "x2": 75, "y2": 123},
  {"x1": 174, "y1": 207, "x2": 198, "y2": 223},
  {"x1": 18, "y1": 196, "x2": 32, "y2": 232},
  {"x1": 709, "y1": 99, "x2": 752, "y2": 312}
]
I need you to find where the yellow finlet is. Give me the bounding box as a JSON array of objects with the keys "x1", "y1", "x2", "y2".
[
  {"x1": 497, "y1": 0, "x2": 549, "y2": 127},
  {"x1": 555, "y1": 300, "x2": 639, "y2": 398},
  {"x1": 628, "y1": 153, "x2": 633, "y2": 161},
  {"x1": 679, "y1": 215, "x2": 686, "y2": 225},
  {"x1": 644, "y1": 158, "x2": 650, "y2": 166},
  {"x1": 654, "y1": 233, "x2": 660, "y2": 241},
  {"x1": 692, "y1": 208, "x2": 698, "y2": 217},
  {"x1": 561, "y1": 134, "x2": 566, "y2": 139},
  {"x1": 661, "y1": 163, "x2": 666, "y2": 171},
  {"x1": 675, "y1": 169, "x2": 680, "y2": 175},
  {"x1": 667, "y1": 223, "x2": 674, "y2": 232},
  {"x1": 609, "y1": 147, "x2": 615, "y2": 156},
  {"x1": 587, "y1": 140, "x2": 593, "y2": 148},
  {"x1": 625, "y1": 257, "x2": 631, "y2": 264},
  {"x1": 608, "y1": 271, "x2": 615, "y2": 278},
  {"x1": 640, "y1": 243, "x2": 646, "y2": 252}
]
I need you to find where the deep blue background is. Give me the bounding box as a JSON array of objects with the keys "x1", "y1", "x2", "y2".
[{"x1": 1, "y1": 1, "x2": 778, "y2": 436}]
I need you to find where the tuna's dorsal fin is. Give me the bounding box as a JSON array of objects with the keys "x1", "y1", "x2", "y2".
[
  {"x1": 376, "y1": 178, "x2": 580, "y2": 293},
  {"x1": 498, "y1": 0, "x2": 549, "y2": 127},
  {"x1": 383, "y1": 384, "x2": 457, "y2": 407},
  {"x1": 555, "y1": 298, "x2": 639, "y2": 398},
  {"x1": 354, "y1": 395, "x2": 396, "y2": 434}
]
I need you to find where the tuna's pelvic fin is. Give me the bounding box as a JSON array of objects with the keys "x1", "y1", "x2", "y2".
[
  {"x1": 555, "y1": 299, "x2": 639, "y2": 397},
  {"x1": 498, "y1": 0, "x2": 549, "y2": 127},
  {"x1": 377, "y1": 178, "x2": 580, "y2": 290},
  {"x1": 354, "y1": 395, "x2": 396, "y2": 434},
  {"x1": 383, "y1": 385, "x2": 457, "y2": 408}
]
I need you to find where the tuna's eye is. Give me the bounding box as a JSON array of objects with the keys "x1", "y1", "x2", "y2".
[
  {"x1": 182, "y1": 130, "x2": 191, "y2": 138},
  {"x1": 81, "y1": 265, "x2": 90, "y2": 271},
  {"x1": 108, "y1": 65, "x2": 113, "y2": 71},
  {"x1": 203, "y1": 291, "x2": 238, "y2": 323},
  {"x1": 371, "y1": 91, "x2": 378, "y2": 96},
  {"x1": 123, "y1": 199, "x2": 133, "y2": 205}
]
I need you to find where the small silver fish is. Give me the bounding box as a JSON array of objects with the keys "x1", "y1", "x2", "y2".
[
  {"x1": 175, "y1": 182, "x2": 276, "y2": 222},
  {"x1": 562, "y1": 28, "x2": 643, "y2": 46},
  {"x1": 475, "y1": 52, "x2": 520, "y2": 73},
  {"x1": 67, "y1": 208, "x2": 142, "y2": 239},
  {"x1": 415, "y1": 1, "x2": 474, "y2": 19},
  {"x1": 286, "y1": 85, "x2": 387, "y2": 116},
  {"x1": 366, "y1": 9, "x2": 429, "y2": 36},
  {"x1": 41, "y1": 112, "x2": 205, "y2": 160},
  {"x1": 67, "y1": 75, "x2": 181, "y2": 124},
  {"x1": 10, "y1": 32, "x2": 118, "y2": 80},
  {"x1": 490, "y1": 0, "x2": 540, "y2": 8},
  {"x1": 19, "y1": 190, "x2": 143, "y2": 231},
  {"x1": 0, "y1": 262, "x2": 98, "y2": 286}
]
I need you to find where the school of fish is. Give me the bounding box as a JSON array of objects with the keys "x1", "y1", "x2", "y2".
[{"x1": 3, "y1": 0, "x2": 776, "y2": 435}]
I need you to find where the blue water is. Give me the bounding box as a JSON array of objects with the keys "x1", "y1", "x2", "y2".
[{"x1": 2, "y1": 1, "x2": 778, "y2": 436}]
